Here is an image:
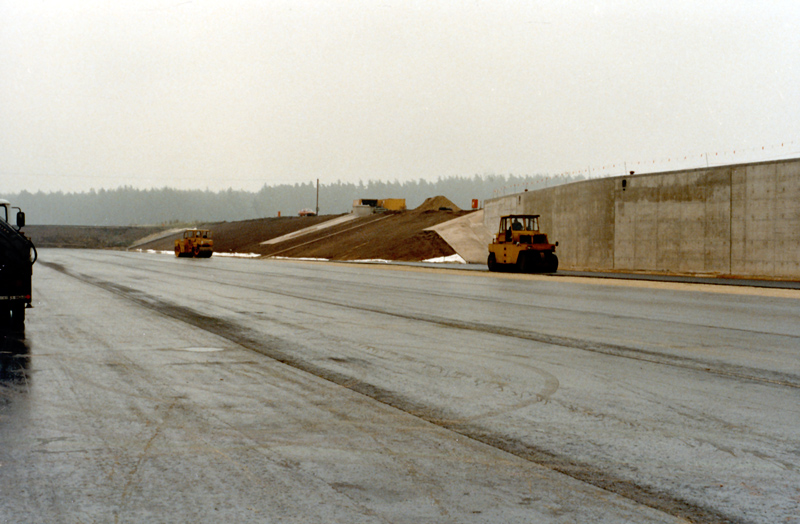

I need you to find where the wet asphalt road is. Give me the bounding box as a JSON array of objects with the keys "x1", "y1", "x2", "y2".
[{"x1": 1, "y1": 249, "x2": 799, "y2": 524}]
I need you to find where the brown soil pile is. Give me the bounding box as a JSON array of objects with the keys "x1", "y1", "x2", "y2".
[{"x1": 414, "y1": 196, "x2": 461, "y2": 212}]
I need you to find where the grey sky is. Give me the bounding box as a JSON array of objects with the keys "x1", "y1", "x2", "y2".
[{"x1": 2, "y1": 0, "x2": 799, "y2": 193}]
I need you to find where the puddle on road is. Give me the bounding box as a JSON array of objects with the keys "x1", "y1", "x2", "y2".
[{"x1": 0, "y1": 331, "x2": 31, "y2": 386}]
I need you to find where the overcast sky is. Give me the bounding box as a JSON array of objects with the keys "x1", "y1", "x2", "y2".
[{"x1": 2, "y1": 0, "x2": 799, "y2": 193}]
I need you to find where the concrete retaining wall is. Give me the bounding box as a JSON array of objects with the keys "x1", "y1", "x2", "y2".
[{"x1": 484, "y1": 158, "x2": 800, "y2": 279}]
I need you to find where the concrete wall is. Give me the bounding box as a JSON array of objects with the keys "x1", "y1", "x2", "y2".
[{"x1": 484, "y1": 158, "x2": 800, "y2": 279}]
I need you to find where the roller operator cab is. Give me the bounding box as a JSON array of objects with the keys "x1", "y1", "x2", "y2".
[
  {"x1": 175, "y1": 229, "x2": 213, "y2": 258},
  {"x1": 487, "y1": 214, "x2": 558, "y2": 273},
  {"x1": 0, "y1": 199, "x2": 37, "y2": 329}
]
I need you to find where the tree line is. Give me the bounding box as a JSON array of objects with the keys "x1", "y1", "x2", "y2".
[{"x1": 3, "y1": 173, "x2": 581, "y2": 226}]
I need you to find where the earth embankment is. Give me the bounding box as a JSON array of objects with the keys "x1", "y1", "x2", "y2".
[
  {"x1": 28, "y1": 197, "x2": 473, "y2": 262},
  {"x1": 138, "y1": 208, "x2": 469, "y2": 261}
]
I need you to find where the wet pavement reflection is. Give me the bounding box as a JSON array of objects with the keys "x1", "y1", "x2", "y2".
[{"x1": 0, "y1": 328, "x2": 30, "y2": 389}]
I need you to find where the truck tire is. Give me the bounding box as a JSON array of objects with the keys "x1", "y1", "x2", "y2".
[{"x1": 10, "y1": 303, "x2": 24, "y2": 330}]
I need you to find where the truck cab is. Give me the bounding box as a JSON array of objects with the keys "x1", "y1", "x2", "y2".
[
  {"x1": 487, "y1": 214, "x2": 558, "y2": 273},
  {"x1": 0, "y1": 200, "x2": 26, "y2": 230},
  {"x1": 0, "y1": 199, "x2": 36, "y2": 329}
]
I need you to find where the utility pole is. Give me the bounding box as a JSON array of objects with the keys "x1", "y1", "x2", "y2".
[{"x1": 315, "y1": 178, "x2": 319, "y2": 216}]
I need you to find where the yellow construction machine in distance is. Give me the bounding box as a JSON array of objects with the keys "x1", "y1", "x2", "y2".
[
  {"x1": 175, "y1": 229, "x2": 213, "y2": 258},
  {"x1": 487, "y1": 215, "x2": 557, "y2": 273}
]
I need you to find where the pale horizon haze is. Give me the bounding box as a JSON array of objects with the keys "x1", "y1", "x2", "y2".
[{"x1": 2, "y1": 0, "x2": 799, "y2": 194}]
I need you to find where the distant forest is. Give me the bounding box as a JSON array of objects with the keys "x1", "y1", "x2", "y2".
[{"x1": 3, "y1": 173, "x2": 581, "y2": 226}]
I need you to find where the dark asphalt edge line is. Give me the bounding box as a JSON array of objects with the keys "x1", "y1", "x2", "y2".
[
  {"x1": 325, "y1": 258, "x2": 800, "y2": 290},
  {"x1": 40, "y1": 260, "x2": 745, "y2": 524}
]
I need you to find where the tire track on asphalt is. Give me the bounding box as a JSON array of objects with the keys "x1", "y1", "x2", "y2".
[{"x1": 42, "y1": 260, "x2": 746, "y2": 524}]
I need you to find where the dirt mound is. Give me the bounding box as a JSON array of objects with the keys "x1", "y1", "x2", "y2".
[{"x1": 414, "y1": 196, "x2": 460, "y2": 212}]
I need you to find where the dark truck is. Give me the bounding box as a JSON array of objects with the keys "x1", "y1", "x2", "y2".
[{"x1": 0, "y1": 199, "x2": 37, "y2": 329}]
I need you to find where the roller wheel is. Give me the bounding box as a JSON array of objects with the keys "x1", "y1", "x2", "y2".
[
  {"x1": 515, "y1": 253, "x2": 528, "y2": 273},
  {"x1": 545, "y1": 253, "x2": 559, "y2": 273},
  {"x1": 487, "y1": 253, "x2": 498, "y2": 272}
]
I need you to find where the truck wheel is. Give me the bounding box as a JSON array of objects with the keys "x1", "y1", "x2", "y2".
[
  {"x1": 10, "y1": 303, "x2": 24, "y2": 330},
  {"x1": 487, "y1": 253, "x2": 498, "y2": 272}
]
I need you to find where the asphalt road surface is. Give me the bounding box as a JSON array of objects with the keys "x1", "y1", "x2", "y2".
[{"x1": 2, "y1": 249, "x2": 799, "y2": 524}]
